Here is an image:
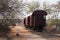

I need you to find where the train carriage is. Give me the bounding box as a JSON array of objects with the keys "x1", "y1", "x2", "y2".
[{"x1": 23, "y1": 10, "x2": 47, "y2": 32}]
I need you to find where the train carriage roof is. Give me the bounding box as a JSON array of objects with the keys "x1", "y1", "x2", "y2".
[{"x1": 32, "y1": 10, "x2": 47, "y2": 16}]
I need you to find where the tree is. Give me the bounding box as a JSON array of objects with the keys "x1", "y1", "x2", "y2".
[
  {"x1": 26, "y1": 1, "x2": 40, "y2": 14},
  {"x1": 0, "y1": 0, "x2": 27, "y2": 34},
  {"x1": 43, "y1": 2, "x2": 52, "y2": 14},
  {"x1": 0, "y1": 0, "x2": 27, "y2": 19}
]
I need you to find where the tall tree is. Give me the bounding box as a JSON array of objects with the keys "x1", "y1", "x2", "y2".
[
  {"x1": 0, "y1": 0, "x2": 27, "y2": 34},
  {"x1": 0, "y1": 0, "x2": 26, "y2": 19},
  {"x1": 26, "y1": 1, "x2": 40, "y2": 14},
  {"x1": 43, "y1": 2, "x2": 52, "y2": 14}
]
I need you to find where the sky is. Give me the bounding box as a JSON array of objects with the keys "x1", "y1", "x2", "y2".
[
  {"x1": 39, "y1": 0, "x2": 59, "y2": 4},
  {"x1": 23, "y1": 0, "x2": 59, "y2": 4}
]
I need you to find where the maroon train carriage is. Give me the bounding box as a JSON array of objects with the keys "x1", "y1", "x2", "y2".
[{"x1": 23, "y1": 10, "x2": 47, "y2": 32}]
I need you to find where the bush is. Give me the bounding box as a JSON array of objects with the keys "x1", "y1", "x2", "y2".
[
  {"x1": 47, "y1": 19, "x2": 56, "y2": 26},
  {"x1": 0, "y1": 19, "x2": 17, "y2": 33},
  {"x1": 46, "y1": 19, "x2": 60, "y2": 32}
]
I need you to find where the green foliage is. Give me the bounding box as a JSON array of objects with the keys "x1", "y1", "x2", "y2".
[
  {"x1": 0, "y1": 19, "x2": 16, "y2": 33},
  {"x1": 0, "y1": 19, "x2": 21, "y2": 33},
  {"x1": 47, "y1": 19, "x2": 60, "y2": 26},
  {"x1": 48, "y1": 19, "x2": 56, "y2": 26}
]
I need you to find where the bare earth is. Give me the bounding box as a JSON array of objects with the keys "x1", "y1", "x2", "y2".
[{"x1": 0, "y1": 23, "x2": 60, "y2": 40}]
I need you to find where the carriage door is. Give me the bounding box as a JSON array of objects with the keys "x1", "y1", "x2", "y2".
[{"x1": 35, "y1": 15, "x2": 42, "y2": 26}]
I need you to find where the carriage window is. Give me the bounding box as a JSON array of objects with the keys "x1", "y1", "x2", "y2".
[{"x1": 44, "y1": 15, "x2": 46, "y2": 19}]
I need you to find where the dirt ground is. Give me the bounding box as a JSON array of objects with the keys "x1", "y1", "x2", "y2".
[{"x1": 0, "y1": 23, "x2": 60, "y2": 40}]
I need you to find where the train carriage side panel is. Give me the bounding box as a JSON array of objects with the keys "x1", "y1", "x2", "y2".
[
  {"x1": 34, "y1": 16, "x2": 35, "y2": 26},
  {"x1": 30, "y1": 15, "x2": 32, "y2": 26},
  {"x1": 32, "y1": 16, "x2": 34, "y2": 26},
  {"x1": 30, "y1": 15, "x2": 35, "y2": 26},
  {"x1": 28, "y1": 16, "x2": 30, "y2": 26},
  {"x1": 25, "y1": 17, "x2": 28, "y2": 26}
]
